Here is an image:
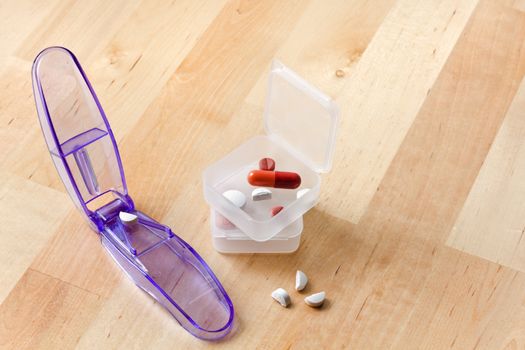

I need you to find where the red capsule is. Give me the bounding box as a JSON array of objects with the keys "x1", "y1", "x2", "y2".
[
  {"x1": 247, "y1": 170, "x2": 301, "y2": 189},
  {"x1": 271, "y1": 206, "x2": 284, "y2": 217},
  {"x1": 259, "y1": 157, "x2": 276, "y2": 171}
]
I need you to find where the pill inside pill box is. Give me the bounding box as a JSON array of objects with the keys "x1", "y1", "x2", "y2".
[
  {"x1": 208, "y1": 147, "x2": 318, "y2": 223},
  {"x1": 203, "y1": 60, "x2": 339, "y2": 252}
]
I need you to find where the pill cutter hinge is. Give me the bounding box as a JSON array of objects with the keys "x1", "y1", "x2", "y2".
[
  {"x1": 94, "y1": 198, "x2": 149, "y2": 271},
  {"x1": 94, "y1": 198, "x2": 176, "y2": 266},
  {"x1": 95, "y1": 198, "x2": 133, "y2": 223}
]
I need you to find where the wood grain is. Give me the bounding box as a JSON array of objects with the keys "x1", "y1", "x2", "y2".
[
  {"x1": 448, "y1": 77, "x2": 525, "y2": 272},
  {"x1": 15, "y1": 0, "x2": 142, "y2": 62},
  {"x1": 2, "y1": 0, "x2": 525, "y2": 349},
  {"x1": 0, "y1": 171, "x2": 69, "y2": 303},
  {"x1": 341, "y1": 1, "x2": 525, "y2": 347},
  {"x1": 245, "y1": 0, "x2": 397, "y2": 105},
  {"x1": 323, "y1": 0, "x2": 481, "y2": 223},
  {"x1": 0, "y1": 269, "x2": 102, "y2": 349}
]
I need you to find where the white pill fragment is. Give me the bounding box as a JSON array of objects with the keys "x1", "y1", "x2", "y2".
[
  {"x1": 296, "y1": 188, "x2": 310, "y2": 199},
  {"x1": 304, "y1": 291, "x2": 325, "y2": 307},
  {"x1": 295, "y1": 270, "x2": 308, "y2": 291},
  {"x1": 119, "y1": 211, "x2": 138, "y2": 226},
  {"x1": 222, "y1": 190, "x2": 246, "y2": 208},
  {"x1": 252, "y1": 187, "x2": 272, "y2": 201},
  {"x1": 271, "y1": 288, "x2": 291, "y2": 308}
]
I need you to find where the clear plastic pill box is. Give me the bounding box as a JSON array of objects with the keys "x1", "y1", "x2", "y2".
[{"x1": 203, "y1": 61, "x2": 339, "y2": 253}]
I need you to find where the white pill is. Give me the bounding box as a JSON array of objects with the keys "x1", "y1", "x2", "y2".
[
  {"x1": 304, "y1": 291, "x2": 325, "y2": 307},
  {"x1": 271, "y1": 288, "x2": 291, "y2": 307},
  {"x1": 295, "y1": 270, "x2": 308, "y2": 291},
  {"x1": 252, "y1": 188, "x2": 272, "y2": 201},
  {"x1": 296, "y1": 188, "x2": 310, "y2": 199},
  {"x1": 222, "y1": 190, "x2": 246, "y2": 208},
  {"x1": 119, "y1": 211, "x2": 138, "y2": 225}
]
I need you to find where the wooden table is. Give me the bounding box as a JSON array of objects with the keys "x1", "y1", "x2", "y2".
[{"x1": 2, "y1": 0, "x2": 525, "y2": 348}]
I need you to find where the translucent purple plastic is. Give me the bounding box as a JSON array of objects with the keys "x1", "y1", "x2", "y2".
[{"x1": 32, "y1": 47, "x2": 234, "y2": 340}]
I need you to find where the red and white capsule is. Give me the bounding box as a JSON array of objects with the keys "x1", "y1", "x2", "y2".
[{"x1": 247, "y1": 170, "x2": 301, "y2": 189}]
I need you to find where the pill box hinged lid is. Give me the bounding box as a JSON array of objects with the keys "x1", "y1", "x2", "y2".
[{"x1": 264, "y1": 61, "x2": 339, "y2": 173}]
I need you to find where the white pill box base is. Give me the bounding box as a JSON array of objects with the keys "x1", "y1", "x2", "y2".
[
  {"x1": 211, "y1": 211, "x2": 303, "y2": 253},
  {"x1": 202, "y1": 60, "x2": 339, "y2": 253}
]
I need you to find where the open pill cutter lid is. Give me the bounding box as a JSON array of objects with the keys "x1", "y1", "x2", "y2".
[
  {"x1": 32, "y1": 46, "x2": 129, "y2": 227},
  {"x1": 264, "y1": 60, "x2": 340, "y2": 173},
  {"x1": 32, "y1": 47, "x2": 234, "y2": 340}
]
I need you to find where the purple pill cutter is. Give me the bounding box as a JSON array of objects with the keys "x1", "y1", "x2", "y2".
[{"x1": 32, "y1": 47, "x2": 234, "y2": 340}]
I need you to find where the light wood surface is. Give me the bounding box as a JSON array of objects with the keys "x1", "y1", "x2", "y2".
[{"x1": 1, "y1": 0, "x2": 525, "y2": 348}]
